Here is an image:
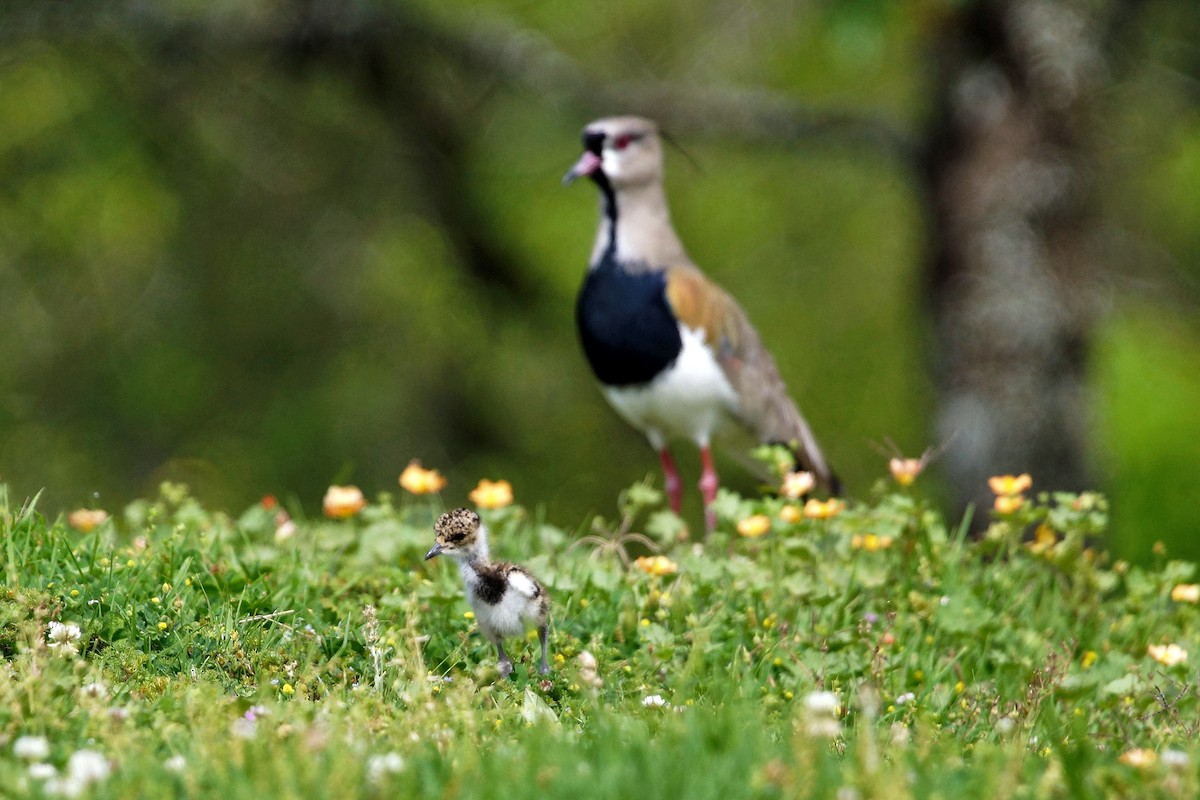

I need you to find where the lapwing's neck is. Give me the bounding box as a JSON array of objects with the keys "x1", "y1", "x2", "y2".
[{"x1": 589, "y1": 181, "x2": 687, "y2": 271}]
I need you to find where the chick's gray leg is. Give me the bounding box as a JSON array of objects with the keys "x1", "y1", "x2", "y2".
[
  {"x1": 538, "y1": 624, "x2": 550, "y2": 675},
  {"x1": 495, "y1": 641, "x2": 514, "y2": 679}
]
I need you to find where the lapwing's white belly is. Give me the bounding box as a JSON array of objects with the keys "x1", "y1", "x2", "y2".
[
  {"x1": 462, "y1": 567, "x2": 541, "y2": 639},
  {"x1": 602, "y1": 325, "x2": 740, "y2": 449}
]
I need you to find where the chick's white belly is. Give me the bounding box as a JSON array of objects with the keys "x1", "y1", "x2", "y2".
[
  {"x1": 602, "y1": 325, "x2": 740, "y2": 448},
  {"x1": 469, "y1": 590, "x2": 535, "y2": 640}
]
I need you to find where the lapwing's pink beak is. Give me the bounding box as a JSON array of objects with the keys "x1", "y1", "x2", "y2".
[{"x1": 563, "y1": 151, "x2": 602, "y2": 185}]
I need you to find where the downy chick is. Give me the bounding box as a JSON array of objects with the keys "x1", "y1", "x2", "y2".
[{"x1": 425, "y1": 508, "x2": 550, "y2": 678}]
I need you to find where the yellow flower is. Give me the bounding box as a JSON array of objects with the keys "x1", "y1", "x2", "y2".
[
  {"x1": 323, "y1": 485, "x2": 366, "y2": 518},
  {"x1": 803, "y1": 498, "x2": 845, "y2": 520},
  {"x1": 1119, "y1": 748, "x2": 1158, "y2": 768},
  {"x1": 737, "y1": 514, "x2": 771, "y2": 538},
  {"x1": 633, "y1": 555, "x2": 678, "y2": 577},
  {"x1": 281, "y1": 683, "x2": 295, "y2": 696},
  {"x1": 1171, "y1": 584, "x2": 1200, "y2": 603},
  {"x1": 469, "y1": 479, "x2": 514, "y2": 510},
  {"x1": 889, "y1": 458, "x2": 924, "y2": 487},
  {"x1": 850, "y1": 534, "x2": 893, "y2": 552},
  {"x1": 1081, "y1": 650, "x2": 1097, "y2": 669},
  {"x1": 988, "y1": 474, "x2": 1032, "y2": 496},
  {"x1": 399, "y1": 461, "x2": 447, "y2": 495},
  {"x1": 993, "y1": 494, "x2": 1026, "y2": 514},
  {"x1": 68, "y1": 509, "x2": 109, "y2": 533},
  {"x1": 780, "y1": 471, "x2": 816, "y2": 499},
  {"x1": 779, "y1": 505, "x2": 802, "y2": 524},
  {"x1": 1027, "y1": 524, "x2": 1057, "y2": 554},
  {"x1": 1148, "y1": 643, "x2": 1188, "y2": 667}
]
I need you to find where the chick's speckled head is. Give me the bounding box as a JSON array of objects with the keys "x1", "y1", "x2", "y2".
[{"x1": 426, "y1": 508, "x2": 483, "y2": 561}]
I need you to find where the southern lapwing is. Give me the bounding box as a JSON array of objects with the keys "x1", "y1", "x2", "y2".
[
  {"x1": 563, "y1": 116, "x2": 840, "y2": 531},
  {"x1": 425, "y1": 508, "x2": 551, "y2": 678}
]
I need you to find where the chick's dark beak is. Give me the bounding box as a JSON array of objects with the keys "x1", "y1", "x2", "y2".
[
  {"x1": 424, "y1": 542, "x2": 443, "y2": 561},
  {"x1": 563, "y1": 150, "x2": 602, "y2": 185}
]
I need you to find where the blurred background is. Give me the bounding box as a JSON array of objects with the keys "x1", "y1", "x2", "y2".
[{"x1": 1, "y1": 0, "x2": 1197, "y2": 561}]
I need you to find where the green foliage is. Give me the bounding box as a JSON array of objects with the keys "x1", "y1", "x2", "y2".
[{"x1": 2, "y1": 476, "x2": 1199, "y2": 797}]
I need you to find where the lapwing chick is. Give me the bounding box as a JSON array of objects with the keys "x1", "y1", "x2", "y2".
[
  {"x1": 425, "y1": 508, "x2": 550, "y2": 679},
  {"x1": 564, "y1": 116, "x2": 840, "y2": 531}
]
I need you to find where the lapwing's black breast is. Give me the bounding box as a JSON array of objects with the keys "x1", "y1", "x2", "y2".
[
  {"x1": 474, "y1": 569, "x2": 508, "y2": 606},
  {"x1": 576, "y1": 256, "x2": 682, "y2": 387}
]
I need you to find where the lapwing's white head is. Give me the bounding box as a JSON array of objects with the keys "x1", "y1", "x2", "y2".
[
  {"x1": 426, "y1": 508, "x2": 485, "y2": 562},
  {"x1": 563, "y1": 116, "x2": 664, "y2": 191}
]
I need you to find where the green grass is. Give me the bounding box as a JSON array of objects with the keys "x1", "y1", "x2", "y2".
[{"x1": 1, "y1": 474, "x2": 1198, "y2": 798}]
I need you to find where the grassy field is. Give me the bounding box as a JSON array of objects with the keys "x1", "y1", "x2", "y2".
[{"x1": 1, "y1": 465, "x2": 1198, "y2": 799}]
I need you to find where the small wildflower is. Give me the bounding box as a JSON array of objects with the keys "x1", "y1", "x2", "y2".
[
  {"x1": 281, "y1": 683, "x2": 295, "y2": 696},
  {"x1": 1148, "y1": 643, "x2": 1188, "y2": 667},
  {"x1": 261, "y1": 495, "x2": 278, "y2": 510},
  {"x1": 468, "y1": 479, "x2": 514, "y2": 510},
  {"x1": 780, "y1": 471, "x2": 816, "y2": 499},
  {"x1": 231, "y1": 718, "x2": 257, "y2": 740},
  {"x1": 28, "y1": 763, "x2": 57, "y2": 780},
  {"x1": 988, "y1": 474, "x2": 1032, "y2": 496},
  {"x1": 46, "y1": 621, "x2": 82, "y2": 657},
  {"x1": 779, "y1": 505, "x2": 802, "y2": 524},
  {"x1": 13, "y1": 736, "x2": 50, "y2": 761},
  {"x1": 1162, "y1": 750, "x2": 1190, "y2": 769},
  {"x1": 1119, "y1": 748, "x2": 1158, "y2": 768},
  {"x1": 274, "y1": 512, "x2": 297, "y2": 543},
  {"x1": 1028, "y1": 524, "x2": 1057, "y2": 554},
  {"x1": 1081, "y1": 650, "x2": 1097, "y2": 669},
  {"x1": 888, "y1": 458, "x2": 923, "y2": 487},
  {"x1": 578, "y1": 650, "x2": 603, "y2": 688},
  {"x1": 737, "y1": 514, "x2": 771, "y2": 538},
  {"x1": 67, "y1": 509, "x2": 109, "y2": 533},
  {"x1": 642, "y1": 694, "x2": 667, "y2": 709},
  {"x1": 157, "y1": 622, "x2": 168, "y2": 631},
  {"x1": 804, "y1": 498, "x2": 845, "y2": 519},
  {"x1": 851, "y1": 534, "x2": 893, "y2": 552},
  {"x1": 993, "y1": 494, "x2": 1026, "y2": 514},
  {"x1": 895, "y1": 692, "x2": 915, "y2": 706},
  {"x1": 79, "y1": 682, "x2": 107, "y2": 701},
  {"x1": 463, "y1": 611, "x2": 475, "y2": 620},
  {"x1": 1171, "y1": 584, "x2": 1200, "y2": 603},
  {"x1": 366, "y1": 753, "x2": 406, "y2": 784},
  {"x1": 954, "y1": 681, "x2": 965, "y2": 693},
  {"x1": 399, "y1": 461, "x2": 447, "y2": 495},
  {"x1": 802, "y1": 691, "x2": 842, "y2": 738},
  {"x1": 632, "y1": 555, "x2": 678, "y2": 577},
  {"x1": 163, "y1": 755, "x2": 187, "y2": 773},
  {"x1": 323, "y1": 485, "x2": 366, "y2": 518}
]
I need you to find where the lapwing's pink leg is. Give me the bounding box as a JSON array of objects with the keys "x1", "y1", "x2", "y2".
[
  {"x1": 658, "y1": 448, "x2": 683, "y2": 514},
  {"x1": 699, "y1": 446, "x2": 719, "y2": 532}
]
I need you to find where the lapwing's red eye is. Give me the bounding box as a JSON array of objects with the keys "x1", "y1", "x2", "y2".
[{"x1": 614, "y1": 134, "x2": 633, "y2": 150}]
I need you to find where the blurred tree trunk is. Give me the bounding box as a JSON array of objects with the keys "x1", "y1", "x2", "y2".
[{"x1": 921, "y1": 0, "x2": 1105, "y2": 519}]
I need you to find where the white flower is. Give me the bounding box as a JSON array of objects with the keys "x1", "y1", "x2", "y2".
[
  {"x1": 803, "y1": 691, "x2": 842, "y2": 738},
  {"x1": 803, "y1": 691, "x2": 839, "y2": 715},
  {"x1": 642, "y1": 694, "x2": 667, "y2": 709},
  {"x1": 28, "y1": 763, "x2": 58, "y2": 780},
  {"x1": 1162, "y1": 749, "x2": 1190, "y2": 769},
  {"x1": 66, "y1": 750, "x2": 111, "y2": 784},
  {"x1": 163, "y1": 755, "x2": 187, "y2": 773},
  {"x1": 44, "y1": 776, "x2": 84, "y2": 797},
  {"x1": 14, "y1": 735, "x2": 50, "y2": 760},
  {"x1": 894, "y1": 692, "x2": 915, "y2": 706},
  {"x1": 996, "y1": 717, "x2": 1016, "y2": 735},
  {"x1": 231, "y1": 718, "x2": 257, "y2": 740},
  {"x1": 366, "y1": 752, "x2": 405, "y2": 784},
  {"x1": 47, "y1": 622, "x2": 82, "y2": 657},
  {"x1": 79, "y1": 682, "x2": 108, "y2": 700}
]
